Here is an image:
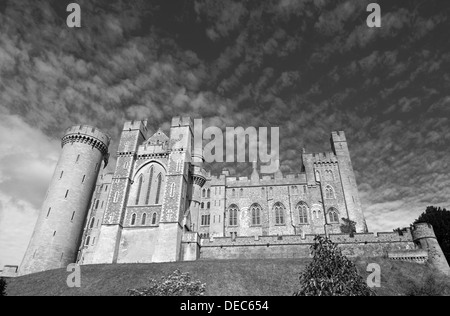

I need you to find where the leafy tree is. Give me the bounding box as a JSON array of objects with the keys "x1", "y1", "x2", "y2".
[
  {"x1": 294, "y1": 236, "x2": 376, "y2": 296},
  {"x1": 0, "y1": 278, "x2": 6, "y2": 296},
  {"x1": 127, "y1": 270, "x2": 206, "y2": 296},
  {"x1": 414, "y1": 206, "x2": 450, "y2": 263},
  {"x1": 340, "y1": 218, "x2": 356, "y2": 236}
]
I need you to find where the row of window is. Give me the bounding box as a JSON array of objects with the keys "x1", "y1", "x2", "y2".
[
  {"x1": 85, "y1": 236, "x2": 95, "y2": 246},
  {"x1": 46, "y1": 207, "x2": 76, "y2": 222},
  {"x1": 130, "y1": 212, "x2": 158, "y2": 226},
  {"x1": 92, "y1": 199, "x2": 105, "y2": 210},
  {"x1": 226, "y1": 203, "x2": 340, "y2": 227},
  {"x1": 201, "y1": 215, "x2": 211, "y2": 226},
  {"x1": 315, "y1": 169, "x2": 336, "y2": 181},
  {"x1": 88, "y1": 217, "x2": 100, "y2": 229},
  {"x1": 97, "y1": 184, "x2": 109, "y2": 193}
]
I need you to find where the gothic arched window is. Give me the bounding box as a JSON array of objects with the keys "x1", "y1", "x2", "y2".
[
  {"x1": 152, "y1": 212, "x2": 157, "y2": 225},
  {"x1": 141, "y1": 213, "x2": 147, "y2": 225},
  {"x1": 135, "y1": 175, "x2": 144, "y2": 205},
  {"x1": 131, "y1": 213, "x2": 137, "y2": 226},
  {"x1": 228, "y1": 205, "x2": 238, "y2": 226},
  {"x1": 327, "y1": 170, "x2": 335, "y2": 181},
  {"x1": 145, "y1": 166, "x2": 154, "y2": 205},
  {"x1": 90, "y1": 218, "x2": 95, "y2": 229},
  {"x1": 297, "y1": 202, "x2": 309, "y2": 224},
  {"x1": 251, "y1": 204, "x2": 262, "y2": 226},
  {"x1": 207, "y1": 189, "x2": 211, "y2": 199},
  {"x1": 328, "y1": 208, "x2": 339, "y2": 223},
  {"x1": 207, "y1": 202, "x2": 211, "y2": 209},
  {"x1": 274, "y1": 202, "x2": 285, "y2": 225},
  {"x1": 325, "y1": 185, "x2": 335, "y2": 199},
  {"x1": 155, "y1": 173, "x2": 163, "y2": 204}
]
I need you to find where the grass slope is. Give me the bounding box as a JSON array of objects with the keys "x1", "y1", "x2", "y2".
[{"x1": 5, "y1": 258, "x2": 449, "y2": 296}]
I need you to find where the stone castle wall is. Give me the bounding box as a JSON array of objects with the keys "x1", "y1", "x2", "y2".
[{"x1": 197, "y1": 231, "x2": 416, "y2": 260}]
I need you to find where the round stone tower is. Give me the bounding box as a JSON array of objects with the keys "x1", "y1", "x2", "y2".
[
  {"x1": 20, "y1": 125, "x2": 110, "y2": 275},
  {"x1": 412, "y1": 223, "x2": 450, "y2": 275},
  {"x1": 189, "y1": 148, "x2": 207, "y2": 225}
]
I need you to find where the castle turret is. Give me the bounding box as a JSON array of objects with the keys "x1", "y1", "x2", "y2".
[
  {"x1": 92, "y1": 120, "x2": 147, "y2": 264},
  {"x1": 153, "y1": 117, "x2": 194, "y2": 262},
  {"x1": 331, "y1": 131, "x2": 368, "y2": 233},
  {"x1": 412, "y1": 223, "x2": 450, "y2": 275},
  {"x1": 20, "y1": 125, "x2": 110, "y2": 275}
]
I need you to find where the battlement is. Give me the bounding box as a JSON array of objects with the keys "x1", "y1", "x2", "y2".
[
  {"x1": 62, "y1": 125, "x2": 111, "y2": 156},
  {"x1": 172, "y1": 116, "x2": 193, "y2": 128},
  {"x1": 388, "y1": 250, "x2": 429, "y2": 264},
  {"x1": 412, "y1": 222, "x2": 437, "y2": 241},
  {"x1": 64, "y1": 125, "x2": 111, "y2": 146},
  {"x1": 201, "y1": 230, "x2": 413, "y2": 248},
  {"x1": 331, "y1": 131, "x2": 347, "y2": 143},
  {"x1": 230, "y1": 173, "x2": 307, "y2": 186},
  {"x1": 123, "y1": 120, "x2": 148, "y2": 133}
]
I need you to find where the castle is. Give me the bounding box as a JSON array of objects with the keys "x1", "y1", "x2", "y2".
[{"x1": 14, "y1": 117, "x2": 449, "y2": 277}]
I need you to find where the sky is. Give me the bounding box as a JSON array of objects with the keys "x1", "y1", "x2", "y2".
[{"x1": 0, "y1": 0, "x2": 449, "y2": 269}]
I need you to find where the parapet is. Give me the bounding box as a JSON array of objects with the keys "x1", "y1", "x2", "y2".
[
  {"x1": 412, "y1": 222, "x2": 437, "y2": 241},
  {"x1": 0, "y1": 265, "x2": 18, "y2": 278},
  {"x1": 304, "y1": 151, "x2": 338, "y2": 164},
  {"x1": 62, "y1": 125, "x2": 111, "y2": 156},
  {"x1": 331, "y1": 131, "x2": 347, "y2": 143},
  {"x1": 123, "y1": 120, "x2": 148, "y2": 134},
  {"x1": 172, "y1": 116, "x2": 193, "y2": 128},
  {"x1": 201, "y1": 231, "x2": 414, "y2": 248}
]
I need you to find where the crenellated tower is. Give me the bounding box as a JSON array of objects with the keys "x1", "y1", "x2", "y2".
[
  {"x1": 152, "y1": 117, "x2": 194, "y2": 262},
  {"x1": 331, "y1": 131, "x2": 368, "y2": 233},
  {"x1": 412, "y1": 223, "x2": 450, "y2": 275},
  {"x1": 92, "y1": 121, "x2": 148, "y2": 264},
  {"x1": 20, "y1": 125, "x2": 110, "y2": 275}
]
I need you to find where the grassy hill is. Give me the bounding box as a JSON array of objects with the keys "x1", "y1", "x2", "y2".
[{"x1": 5, "y1": 258, "x2": 450, "y2": 296}]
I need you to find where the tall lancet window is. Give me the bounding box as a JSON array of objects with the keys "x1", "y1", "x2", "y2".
[
  {"x1": 145, "y1": 166, "x2": 154, "y2": 205},
  {"x1": 155, "y1": 173, "x2": 163, "y2": 204},
  {"x1": 297, "y1": 202, "x2": 309, "y2": 224},
  {"x1": 251, "y1": 204, "x2": 262, "y2": 226},
  {"x1": 170, "y1": 183, "x2": 176, "y2": 197},
  {"x1": 274, "y1": 202, "x2": 285, "y2": 225},
  {"x1": 135, "y1": 175, "x2": 144, "y2": 205},
  {"x1": 228, "y1": 205, "x2": 238, "y2": 226}
]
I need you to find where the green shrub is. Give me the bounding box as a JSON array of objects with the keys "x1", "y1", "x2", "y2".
[
  {"x1": 294, "y1": 236, "x2": 376, "y2": 296},
  {"x1": 0, "y1": 278, "x2": 7, "y2": 297},
  {"x1": 127, "y1": 270, "x2": 206, "y2": 296}
]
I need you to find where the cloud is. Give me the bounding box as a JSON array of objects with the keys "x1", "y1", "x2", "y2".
[
  {"x1": 0, "y1": 114, "x2": 60, "y2": 269},
  {"x1": 0, "y1": 0, "x2": 450, "y2": 267}
]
